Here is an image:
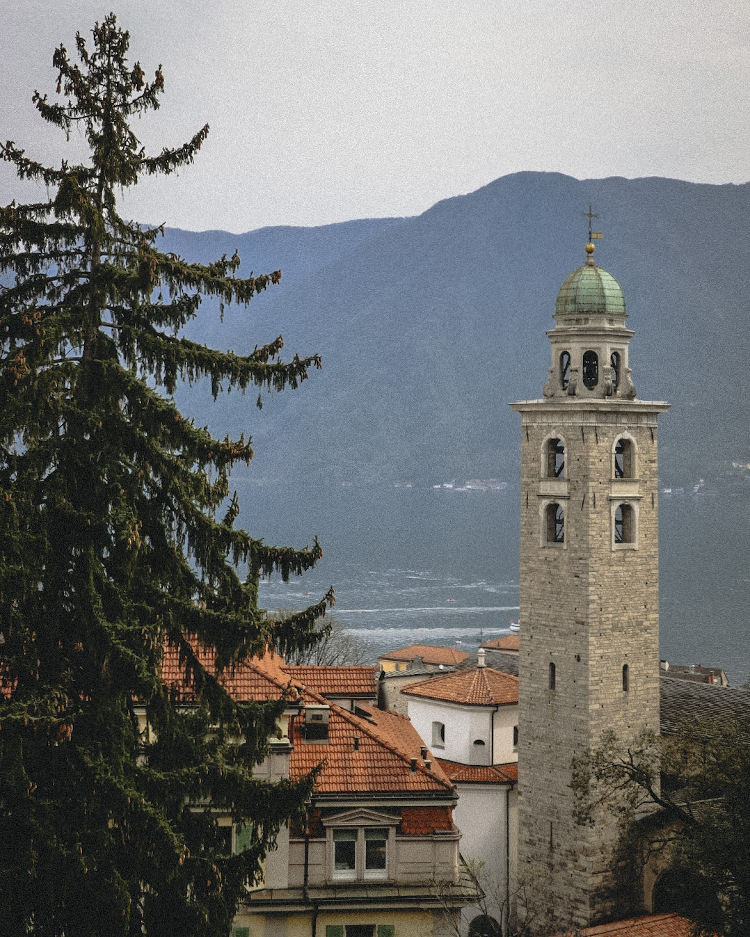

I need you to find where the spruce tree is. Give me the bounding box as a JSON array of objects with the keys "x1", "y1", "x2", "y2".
[{"x1": 0, "y1": 15, "x2": 332, "y2": 936}]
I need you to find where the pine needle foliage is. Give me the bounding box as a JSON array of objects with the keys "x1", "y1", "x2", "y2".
[{"x1": 0, "y1": 15, "x2": 333, "y2": 936}]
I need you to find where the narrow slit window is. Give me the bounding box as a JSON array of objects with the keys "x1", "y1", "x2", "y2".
[
  {"x1": 546, "y1": 503, "x2": 564, "y2": 542},
  {"x1": 610, "y1": 351, "x2": 620, "y2": 392},
  {"x1": 549, "y1": 662, "x2": 556, "y2": 692},
  {"x1": 560, "y1": 351, "x2": 571, "y2": 390},
  {"x1": 614, "y1": 503, "x2": 635, "y2": 543},
  {"x1": 546, "y1": 438, "x2": 565, "y2": 478},
  {"x1": 622, "y1": 664, "x2": 629, "y2": 692},
  {"x1": 513, "y1": 725, "x2": 519, "y2": 749},
  {"x1": 582, "y1": 350, "x2": 599, "y2": 389}
]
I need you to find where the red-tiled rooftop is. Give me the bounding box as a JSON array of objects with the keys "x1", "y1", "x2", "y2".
[
  {"x1": 402, "y1": 667, "x2": 519, "y2": 706},
  {"x1": 282, "y1": 665, "x2": 378, "y2": 698},
  {"x1": 481, "y1": 634, "x2": 519, "y2": 652},
  {"x1": 160, "y1": 643, "x2": 294, "y2": 702},
  {"x1": 378, "y1": 644, "x2": 469, "y2": 666},
  {"x1": 437, "y1": 759, "x2": 517, "y2": 784},
  {"x1": 291, "y1": 701, "x2": 454, "y2": 795},
  {"x1": 160, "y1": 645, "x2": 456, "y2": 798},
  {"x1": 553, "y1": 914, "x2": 695, "y2": 937}
]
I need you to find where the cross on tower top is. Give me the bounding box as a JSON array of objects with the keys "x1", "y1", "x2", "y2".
[{"x1": 581, "y1": 203, "x2": 603, "y2": 242}]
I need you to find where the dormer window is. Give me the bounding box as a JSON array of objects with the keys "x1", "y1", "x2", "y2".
[
  {"x1": 560, "y1": 351, "x2": 571, "y2": 390},
  {"x1": 610, "y1": 351, "x2": 621, "y2": 392},
  {"x1": 546, "y1": 438, "x2": 565, "y2": 478},
  {"x1": 582, "y1": 351, "x2": 598, "y2": 389}
]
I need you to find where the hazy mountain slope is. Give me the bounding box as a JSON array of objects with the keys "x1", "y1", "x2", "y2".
[{"x1": 166, "y1": 172, "x2": 750, "y2": 489}]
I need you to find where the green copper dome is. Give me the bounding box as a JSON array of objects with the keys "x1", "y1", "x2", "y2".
[{"x1": 555, "y1": 251, "x2": 626, "y2": 318}]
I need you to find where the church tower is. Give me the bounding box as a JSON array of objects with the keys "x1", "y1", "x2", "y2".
[{"x1": 510, "y1": 233, "x2": 668, "y2": 930}]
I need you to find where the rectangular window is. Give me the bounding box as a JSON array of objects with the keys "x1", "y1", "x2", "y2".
[
  {"x1": 333, "y1": 829, "x2": 357, "y2": 879},
  {"x1": 346, "y1": 927, "x2": 375, "y2": 937},
  {"x1": 364, "y1": 829, "x2": 388, "y2": 878},
  {"x1": 432, "y1": 721, "x2": 445, "y2": 747}
]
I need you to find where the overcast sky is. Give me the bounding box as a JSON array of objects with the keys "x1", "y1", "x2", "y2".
[{"x1": 2, "y1": 0, "x2": 749, "y2": 233}]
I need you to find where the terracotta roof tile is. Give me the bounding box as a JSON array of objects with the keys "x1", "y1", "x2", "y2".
[
  {"x1": 291, "y1": 701, "x2": 455, "y2": 795},
  {"x1": 437, "y1": 759, "x2": 517, "y2": 784},
  {"x1": 402, "y1": 667, "x2": 519, "y2": 706},
  {"x1": 378, "y1": 644, "x2": 469, "y2": 666},
  {"x1": 282, "y1": 665, "x2": 378, "y2": 698},
  {"x1": 481, "y1": 634, "x2": 519, "y2": 652},
  {"x1": 553, "y1": 913, "x2": 695, "y2": 937},
  {"x1": 160, "y1": 643, "x2": 294, "y2": 702}
]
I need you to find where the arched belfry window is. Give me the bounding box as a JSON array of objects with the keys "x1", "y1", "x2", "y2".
[
  {"x1": 560, "y1": 351, "x2": 571, "y2": 391},
  {"x1": 614, "y1": 503, "x2": 635, "y2": 544},
  {"x1": 546, "y1": 503, "x2": 564, "y2": 543},
  {"x1": 582, "y1": 350, "x2": 599, "y2": 389},
  {"x1": 610, "y1": 352, "x2": 621, "y2": 392},
  {"x1": 546, "y1": 437, "x2": 565, "y2": 478},
  {"x1": 614, "y1": 438, "x2": 635, "y2": 478}
]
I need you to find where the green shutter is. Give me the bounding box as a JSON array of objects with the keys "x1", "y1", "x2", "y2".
[
  {"x1": 232, "y1": 928, "x2": 250, "y2": 937},
  {"x1": 325, "y1": 927, "x2": 344, "y2": 937},
  {"x1": 378, "y1": 927, "x2": 395, "y2": 937},
  {"x1": 234, "y1": 823, "x2": 252, "y2": 855}
]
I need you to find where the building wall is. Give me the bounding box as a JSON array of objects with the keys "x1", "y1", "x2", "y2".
[
  {"x1": 514, "y1": 400, "x2": 664, "y2": 929},
  {"x1": 491, "y1": 704, "x2": 519, "y2": 765},
  {"x1": 232, "y1": 908, "x2": 442, "y2": 937},
  {"x1": 406, "y1": 697, "x2": 493, "y2": 765},
  {"x1": 454, "y1": 782, "x2": 514, "y2": 934}
]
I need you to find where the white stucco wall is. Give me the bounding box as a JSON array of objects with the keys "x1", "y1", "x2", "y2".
[{"x1": 406, "y1": 696, "x2": 495, "y2": 764}]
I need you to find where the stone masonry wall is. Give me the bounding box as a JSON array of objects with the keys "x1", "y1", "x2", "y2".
[{"x1": 514, "y1": 400, "x2": 664, "y2": 932}]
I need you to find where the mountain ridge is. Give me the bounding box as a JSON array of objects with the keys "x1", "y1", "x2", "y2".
[{"x1": 162, "y1": 172, "x2": 750, "y2": 491}]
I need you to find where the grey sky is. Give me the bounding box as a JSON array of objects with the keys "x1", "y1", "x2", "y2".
[{"x1": 2, "y1": 0, "x2": 749, "y2": 233}]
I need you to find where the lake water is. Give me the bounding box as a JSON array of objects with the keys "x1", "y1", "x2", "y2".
[{"x1": 236, "y1": 482, "x2": 750, "y2": 687}]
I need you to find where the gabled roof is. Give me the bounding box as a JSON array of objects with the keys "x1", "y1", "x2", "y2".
[
  {"x1": 160, "y1": 643, "x2": 295, "y2": 703},
  {"x1": 437, "y1": 759, "x2": 518, "y2": 785},
  {"x1": 283, "y1": 665, "x2": 378, "y2": 698},
  {"x1": 480, "y1": 634, "x2": 519, "y2": 652},
  {"x1": 378, "y1": 644, "x2": 469, "y2": 666},
  {"x1": 402, "y1": 667, "x2": 518, "y2": 706},
  {"x1": 160, "y1": 644, "x2": 454, "y2": 798},
  {"x1": 553, "y1": 913, "x2": 694, "y2": 936},
  {"x1": 290, "y1": 700, "x2": 455, "y2": 795}
]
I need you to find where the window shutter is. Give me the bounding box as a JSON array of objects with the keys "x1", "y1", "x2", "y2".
[
  {"x1": 325, "y1": 927, "x2": 344, "y2": 937},
  {"x1": 378, "y1": 926, "x2": 395, "y2": 937},
  {"x1": 234, "y1": 823, "x2": 252, "y2": 855}
]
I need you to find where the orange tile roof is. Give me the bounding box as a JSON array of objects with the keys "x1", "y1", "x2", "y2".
[
  {"x1": 437, "y1": 759, "x2": 517, "y2": 784},
  {"x1": 290, "y1": 701, "x2": 455, "y2": 795},
  {"x1": 283, "y1": 665, "x2": 378, "y2": 697},
  {"x1": 481, "y1": 634, "x2": 519, "y2": 651},
  {"x1": 160, "y1": 643, "x2": 455, "y2": 799},
  {"x1": 378, "y1": 644, "x2": 470, "y2": 666},
  {"x1": 402, "y1": 667, "x2": 519, "y2": 706},
  {"x1": 160, "y1": 642, "x2": 295, "y2": 702},
  {"x1": 553, "y1": 914, "x2": 695, "y2": 937}
]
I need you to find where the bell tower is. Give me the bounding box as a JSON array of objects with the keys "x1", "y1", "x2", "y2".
[{"x1": 510, "y1": 234, "x2": 668, "y2": 930}]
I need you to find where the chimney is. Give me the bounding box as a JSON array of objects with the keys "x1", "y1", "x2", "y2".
[
  {"x1": 421, "y1": 746, "x2": 427, "y2": 759},
  {"x1": 477, "y1": 647, "x2": 486, "y2": 668},
  {"x1": 353, "y1": 735, "x2": 360, "y2": 752},
  {"x1": 410, "y1": 758, "x2": 417, "y2": 773},
  {"x1": 424, "y1": 759, "x2": 432, "y2": 771}
]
